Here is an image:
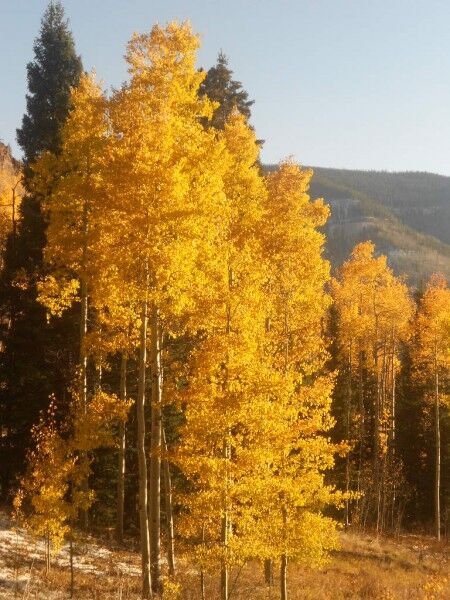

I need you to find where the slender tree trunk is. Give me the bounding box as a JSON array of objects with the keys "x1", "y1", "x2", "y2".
[
  {"x1": 45, "y1": 531, "x2": 50, "y2": 574},
  {"x1": 220, "y1": 269, "x2": 234, "y2": 600},
  {"x1": 200, "y1": 524, "x2": 206, "y2": 600},
  {"x1": 280, "y1": 310, "x2": 289, "y2": 600},
  {"x1": 390, "y1": 341, "x2": 396, "y2": 448},
  {"x1": 95, "y1": 363, "x2": 103, "y2": 392},
  {"x1": 162, "y1": 426, "x2": 176, "y2": 576},
  {"x1": 137, "y1": 297, "x2": 152, "y2": 598},
  {"x1": 356, "y1": 350, "x2": 365, "y2": 503},
  {"x1": 150, "y1": 305, "x2": 162, "y2": 595},
  {"x1": 200, "y1": 572, "x2": 206, "y2": 600},
  {"x1": 345, "y1": 342, "x2": 352, "y2": 528},
  {"x1": 434, "y1": 346, "x2": 441, "y2": 541},
  {"x1": 378, "y1": 341, "x2": 387, "y2": 533},
  {"x1": 264, "y1": 559, "x2": 273, "y2": 586},
  {"x1": 79, "y1": 196, "x2": 89, "y2": 528},
  {"x1": 390, "y1": 342, "x2": 396, "y2": 530},
  {"x1": 69, "y1": 533, "x2": 74, "y2": 598},
  {"x1": 116, "y1": 353, "x2": 127, "y2": 544},
  {"x1": 374, "y1": 338, "x2": 382, "y2": 533},
  {"x1": 280, "y1": 548, "x2": 288, "y2": 600},
  {"x1": 374, "y1": 346, "x2": 380, "y2": 471},
  {"x1": 79, "y1": 274, "x2": 89, "y2": 528},
  {"x1": 221, "y1": 437, "x2": 229, "y2": 600},
  {"x1": 263, "y1": 316, "x2": 274, "y2": 588}
]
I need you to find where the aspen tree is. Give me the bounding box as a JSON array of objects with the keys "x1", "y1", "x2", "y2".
[
  {"x1": 14, "y1": 391, "x2": 129, "y2": 579},
  {"x1": 13, "y1": 401, "x2": 74, "y2": 572},
  {"x1": 117, "y1": 352, "x2": 128, "y2": 544},
  {"x1": 261, "y1": 161, "x2": 341, "y2": 600},
  {"x1": 332, "y1": 242, "x2": 413, "y2": 530},
  {"x1": 176, "y1": 111, "x2": 270, "y2": 600},
  {"x1": 32, "y1": 73, "x2": 137, "y2": 542},
  {"x1": 162, "y1": 426, "x2": 176, "y2": 576},
  {"x1": 32, "y1": 72, "x2": 109, "y2": 528},
  {"x1": 108, "y1": 22, "x2": 227, "y2": 597},
  {"x1": 414, "y1": 274, "x2": 450, "y2": 540}
]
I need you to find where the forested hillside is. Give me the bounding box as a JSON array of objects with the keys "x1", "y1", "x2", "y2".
[
  {"x1": 311, "y1": 167, "x2": 450, "y2": 285},
  {"x1": 266, "y1": 164, "x2": 450, "y2": 285},
  {"x1": 314, "y1": 168, "x2": 450, "y2": 245}
]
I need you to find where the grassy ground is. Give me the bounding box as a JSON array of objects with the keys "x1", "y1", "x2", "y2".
[{"x1": 0, "y1": 512, "x2": 448, "y2": 599}]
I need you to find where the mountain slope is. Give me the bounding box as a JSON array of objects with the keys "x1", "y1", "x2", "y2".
[{"x1": 266, "y1": 164, "x2": 450, "y2": 286}]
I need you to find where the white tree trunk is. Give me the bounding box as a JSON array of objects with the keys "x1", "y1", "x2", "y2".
[
  {"x1": 162, "y1": 426, "x2": 176, "y2": 576},
  {"x1": 116, "y1": 353, "x2": 127, "y2": 544},
  {"x1": 434, "y1": 346, "x2": 441, "y2": 541},
  {"x1": 150, "y1": 305, "x2": 162, "y2": 595},
  {"x1": 137, "y1": 298, "x2": 152, "y2": 598}
]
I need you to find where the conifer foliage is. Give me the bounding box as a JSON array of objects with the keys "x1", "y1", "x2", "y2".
[
  {"x1": 199, "y1": 51, "x2": 255, "y2": 130},
  {"x1": 0, "y1": 0, "x2": 82, "y2": 497},
  {"x1": 17, "y1": 1, "x2": 82, "y2": 164}
]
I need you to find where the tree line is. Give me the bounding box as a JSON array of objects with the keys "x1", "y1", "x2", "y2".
[{"x1": 0, "y1": 4, "x2": 449, "y2": 600}]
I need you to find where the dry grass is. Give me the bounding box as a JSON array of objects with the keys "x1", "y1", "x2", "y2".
[{"x1": 1, "y1": 514, "x2": 448, "y2": 599}]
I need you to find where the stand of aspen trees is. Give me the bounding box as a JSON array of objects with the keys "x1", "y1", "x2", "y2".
[{"x1": 13, "y1": 20, "x2": 450, "y2": 600}]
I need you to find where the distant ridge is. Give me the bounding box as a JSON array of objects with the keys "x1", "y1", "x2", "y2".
[{"x1": 265, "y1": 164, "x2": 450, "y2": 286}]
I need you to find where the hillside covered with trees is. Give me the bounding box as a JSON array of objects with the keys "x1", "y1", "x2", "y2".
[
  {"x1": 0, "y1": 3, "x2": 449, "y2": 600},
  {"x1": 265, "y1": 165, "x2": 450, "y2": 285}
]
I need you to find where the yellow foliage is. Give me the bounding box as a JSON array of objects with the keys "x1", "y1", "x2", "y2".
[
  {"x1": 14, "y1": 400, "x2": 75, "y2": 553},
  {"x1": 421, "y1": 574, "x2": 449, "y2": 600},
  {"x1": 71, "y1": 389, "x2": 132, "y2": 452},
  {"x1": 415, "y1": 274, "x2": 450, "y2": 379},
  {"x1": 161, "y1": 577, "x2": 182, "y2": 600},
  {"x1": 256, "y1": 160, "x2": 341, "y2": 565},
  {"x1": 14, "y1": 387, "x2": 132, "y2": 554},
  {"x1": 37, "y1": 275, "x2": 79, "y2": 319}
]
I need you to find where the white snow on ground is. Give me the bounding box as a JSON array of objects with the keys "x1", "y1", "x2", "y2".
[{"x1": 0, "y1": 511, "x2": 140, "y2": 598}]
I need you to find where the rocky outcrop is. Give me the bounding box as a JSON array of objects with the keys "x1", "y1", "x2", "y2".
[{"x1": 0, "y1": 142, "x2": 21, "y2": 196}]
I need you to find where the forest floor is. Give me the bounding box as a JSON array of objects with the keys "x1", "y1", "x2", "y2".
[{"x1": 0, "y1": 510, "x2": 449, "y2": 599}]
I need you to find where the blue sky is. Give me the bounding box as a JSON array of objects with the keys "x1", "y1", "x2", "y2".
[{"x1": 2, "y1": 0, "x2": 450, "y2": 174}]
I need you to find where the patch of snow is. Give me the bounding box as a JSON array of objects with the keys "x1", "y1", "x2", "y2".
[{"x1": 0, "y1": 510, "x2": 141, "y2": 595}]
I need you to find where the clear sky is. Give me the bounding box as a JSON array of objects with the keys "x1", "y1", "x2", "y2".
[{"x1": 2, "y1": 0, "x2": 450, "y2": 174}]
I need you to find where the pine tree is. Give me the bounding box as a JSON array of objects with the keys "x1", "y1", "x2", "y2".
[
  {"x1": 199, "y1": 51, "x2": 255, "y2": 130},
  {"x1": 17, "y1": 2, "x2": 82, "y2": 165},
  {"x1": 0, "y1": 1, "x2": 82, "y2": 496}
]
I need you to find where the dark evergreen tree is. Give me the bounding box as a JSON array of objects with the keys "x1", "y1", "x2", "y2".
[
  {"x1": 0, "y1": 1, "x2": 82, "y2": 499},
  {"x1": 17, "y1": 2, "x2": 82, "y2": 165},
  {"x1": 199, "y1": 51, "x2": 255, "y2": 130},
  {"x1": 396, "y1": 343, "x2": 432, "y2": 526}
]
